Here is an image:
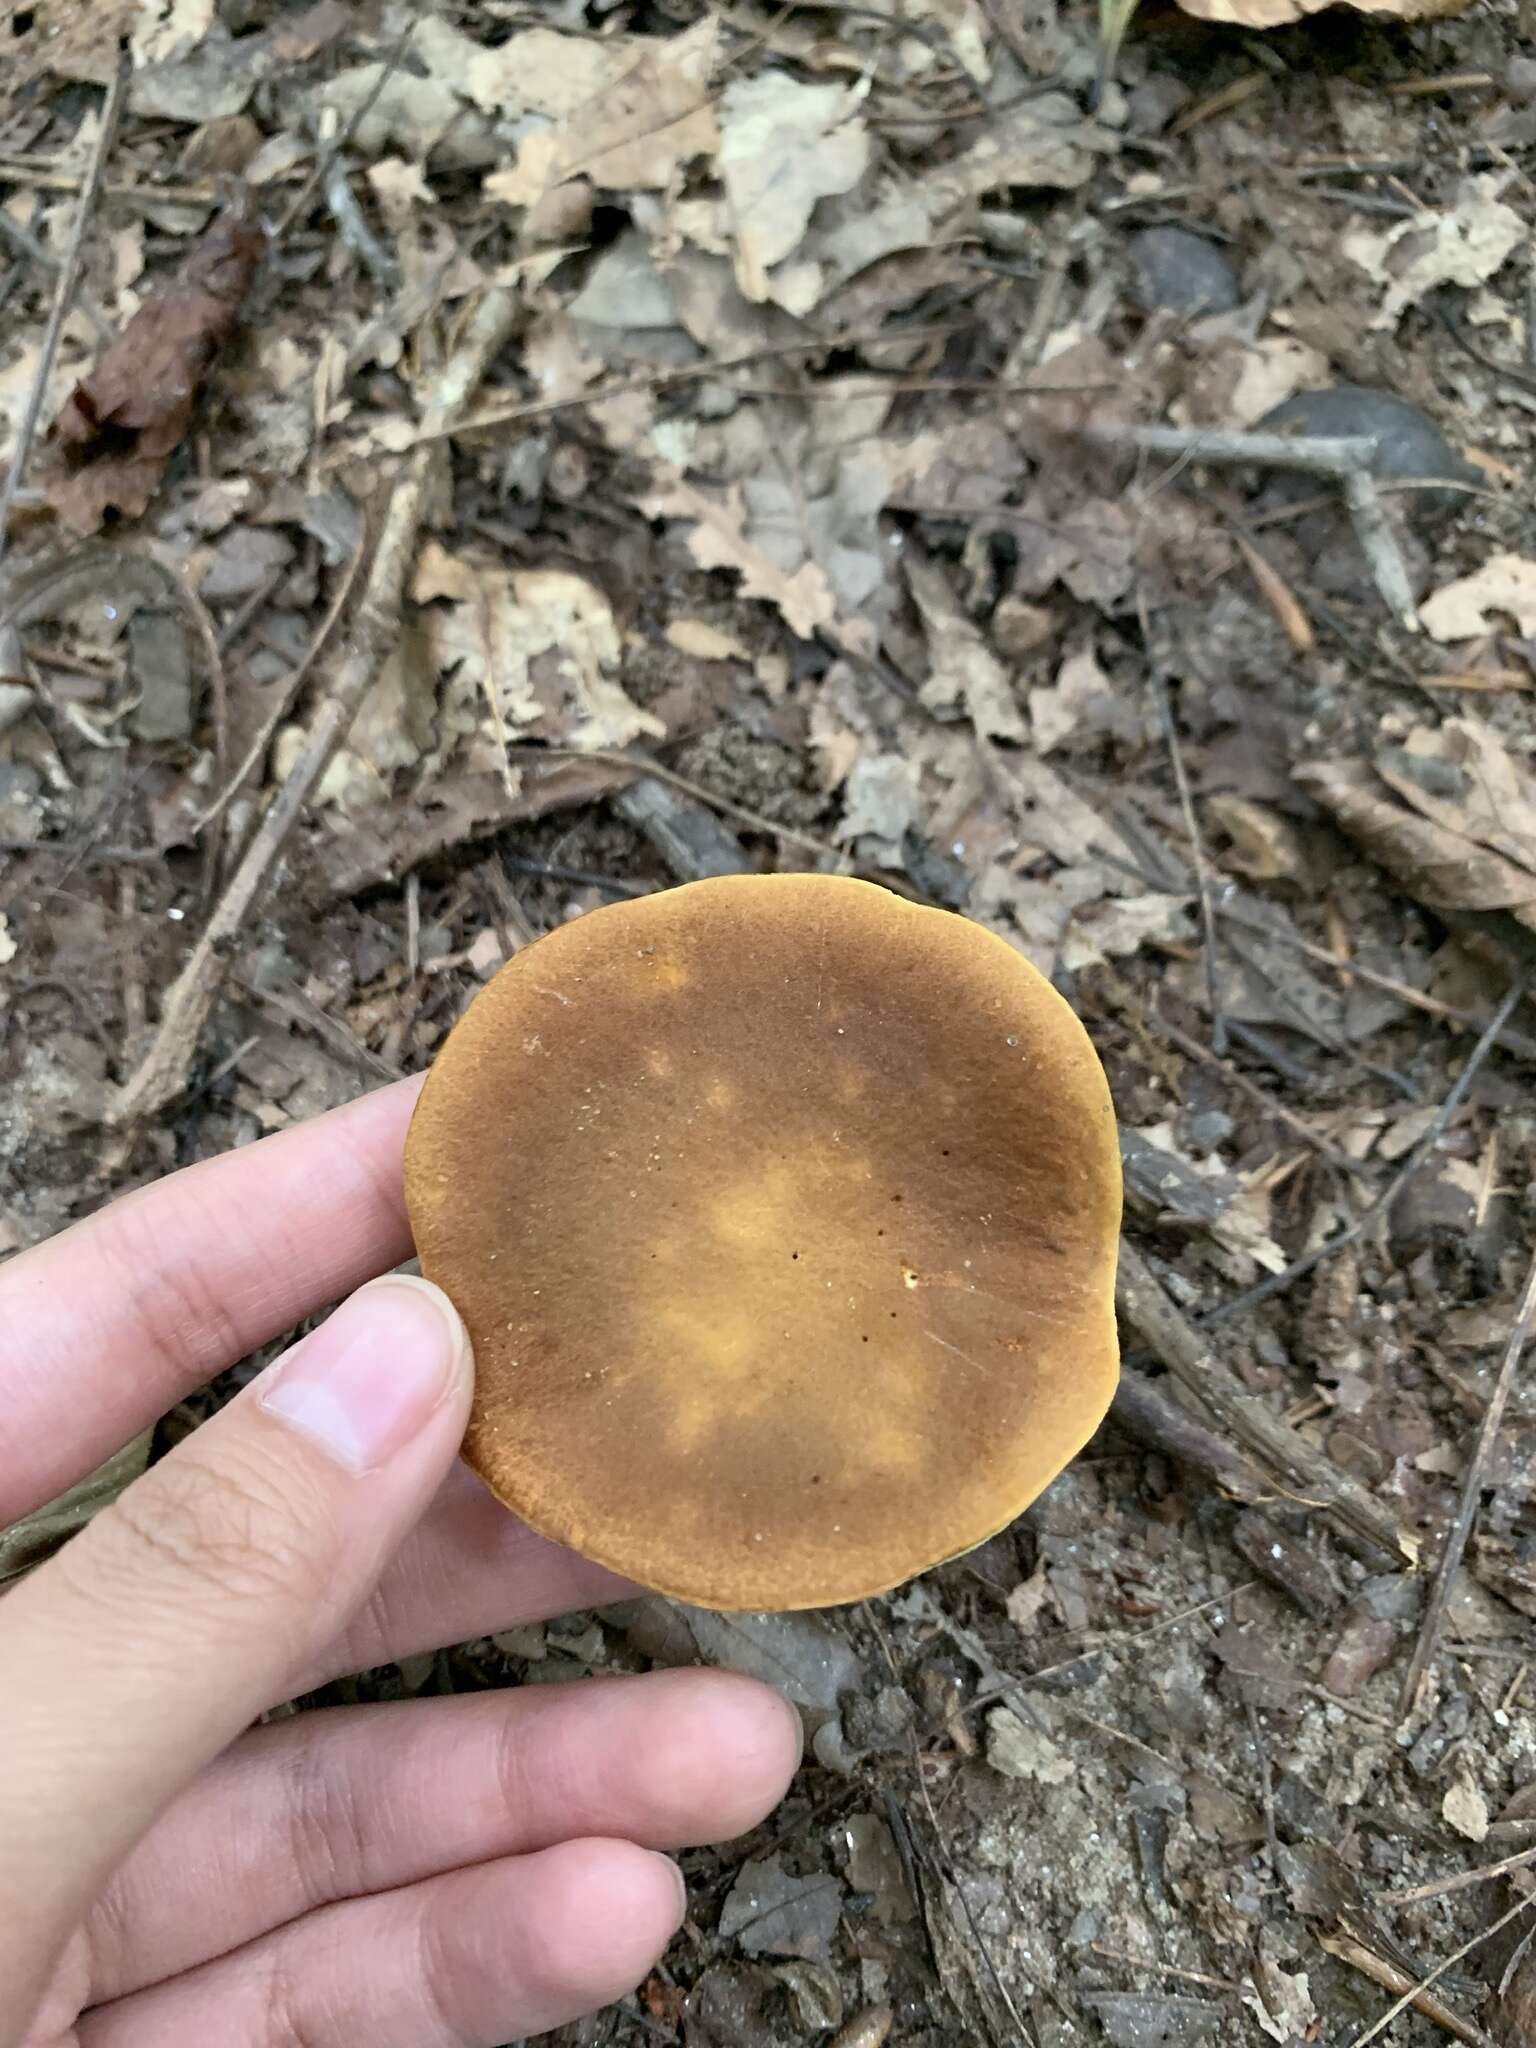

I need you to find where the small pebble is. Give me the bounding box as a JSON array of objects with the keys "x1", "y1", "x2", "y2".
[{"x1": 1128, "y1": 226, "x2": 1240, "y2": 316}]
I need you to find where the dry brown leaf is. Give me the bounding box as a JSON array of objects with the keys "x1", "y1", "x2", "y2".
[
  {"x1": 640, "y1": 474, "x2": 838, "y2": 641},
  {"x1": 413, "y1": 542, "x2": 664, "y2": 761},
  {"x1": 924, "y1": 94, "x2": 1103, "y2": 205},
  {"x1": 45, "y1": 201, "x2": 265, "y2": 534},
  {"x1": 480, "y1": 18, "x2": 719, "y2": 204},
  {"x1": 1175, "y1": 0, "x2": 1467, "y2": 25},
  {"x1": 905, "y1": 550, "x2": 1026, "y2": 744},
  {"x1": 1420, "y1": 554, "x2": 1536, "y2": 641},
  {"x1": 665, "y1": 619, "x2": 752, "y2": 663},
  {"x1": 717, "y1": 72, "x2": 870, "y2": 308},
  {"x1": 1376, "y1": 719, "x2": 1536, "y2": 874},
  {"x1": 132, "y1": 0, "x2": 216, "y2": 67},
  {"x1": 3, "y1": 0, "x2": 137, "y2": 86},
  {"x1": 1299, "y1": 758, "x2": 1536, "y2": 931},
  {"x1": 1344, "y1": 177, "x2": 1524, "y2": 330}
]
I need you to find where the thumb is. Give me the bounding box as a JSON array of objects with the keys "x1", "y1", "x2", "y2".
[{"x1": 0, "y1": 1275, "x2": 471, "y2": 2021}]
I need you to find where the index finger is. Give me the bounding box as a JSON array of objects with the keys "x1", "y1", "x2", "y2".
[{"x1": 0, "y1": 1075, "x2": 423, "y2": 1526}]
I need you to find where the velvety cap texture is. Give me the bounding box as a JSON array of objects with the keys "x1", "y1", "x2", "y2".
[{"x1": 404, "y1": 873, "x2": 1121, "y2": 1610}]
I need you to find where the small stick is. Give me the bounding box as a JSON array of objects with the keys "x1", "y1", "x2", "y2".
[
  {"x1": 1200, "y1": 979, "x2": 1526, "y2": 1329},
  {"x1": 1116, "y1": 1239, "x2": 1414, "y2": 1562},
  {"x1": 234, "y1": 974, "x2": 402, "y2": 1083},
  {"x1": 1148, "y1": 656, "x2": 1226, "y2": 1051},
  {"x1": 0, "y1": 56, "x2": 129, "y2": 587},
  {"x1": 1322, "y1": 1933, "x2": 1492, "y2": 2048},
  {"x1": 1383, "y1": 1841, "x2": 1536, "y2": 1905},
  {"x1": 1339, "y1": 1890, "x2": 1534, "y2": 2048},
  {"x1": 195, "y1": 528, "x2": 369, "y2": 833},
  {"x1": 112, "y1": 288, "x2": 519, "y2": 1124},
  {"x1": 1150, "y1": 1007, "x2": 1362, "y2": 1174},
  {"x1": 1083, "y1": 422, "x2": 1419, "y2": 627},
  {"x1": 1399, "y1": 1245, "x2": 1536, "y2": 1715},
  {"x1": 412, "y1": 319, "x2": 977, "y2": 445},
  {"x1": 1259, "y1": 924, "x2": 1536, "y2": 1063},
  {"x1": 1089, "y1": 1947, "x2": 1241, "y2": 1993}
]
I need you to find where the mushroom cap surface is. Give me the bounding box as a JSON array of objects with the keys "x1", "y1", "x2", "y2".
[{"x1": 404, "y1": 873, "x2": 1121, "y2": 1611}]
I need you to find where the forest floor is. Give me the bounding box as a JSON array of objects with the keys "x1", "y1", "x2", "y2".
[{"x1": 4, "y1": 0, "x2": 1536, "y2": 2042}]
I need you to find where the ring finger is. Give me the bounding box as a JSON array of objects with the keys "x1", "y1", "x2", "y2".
[{"x1": 86, "y1": 1669, "x2": 800, "y2": 2003}]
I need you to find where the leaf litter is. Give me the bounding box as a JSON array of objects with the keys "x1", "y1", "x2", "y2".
[{"x1": 5, "y1": 0, "x2": 1536, "y2": 2041}]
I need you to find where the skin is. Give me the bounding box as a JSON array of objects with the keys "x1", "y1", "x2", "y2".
[{"x1": 0, "y1": 1076, "x2": 801, "y2": 2048}]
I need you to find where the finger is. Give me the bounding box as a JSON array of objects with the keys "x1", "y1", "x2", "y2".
[
  {"x1": 89, "y1": 1670, "x2": 799, "y2": 1999},
  {"x1": 80, "y1": 1841, "x2": 684, "y2": 2048},
  {"x1": 0, "y1": 1275, "x2": 470, "y2": 2030},
  {"x1": 289, "y1": 1461, "x2": 630, "y2": 1697},
  {"x1": 0, "y1": 1074, "x2": 422, "y2": 1525}
]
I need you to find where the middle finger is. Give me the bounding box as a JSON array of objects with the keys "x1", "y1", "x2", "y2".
[{"x1": 85, "y1": 1668, "x2": 801, "y2": 2003}]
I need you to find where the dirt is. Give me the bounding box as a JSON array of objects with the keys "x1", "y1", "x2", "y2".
[{"x1": 5, "y1": 0, "x2": 1536, "y2": 2041}]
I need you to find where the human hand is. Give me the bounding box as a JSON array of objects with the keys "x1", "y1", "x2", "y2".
[{"x1": 0, "y1": 1078, "x2": 800, "y2": 2046}]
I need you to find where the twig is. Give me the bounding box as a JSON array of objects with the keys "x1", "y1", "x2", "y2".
[
  {"x1": 1200, "y1": 979, "x2": 1526, "y2": 1328},
  {"x1": 1089, "y1": 1948, "x2": 1241, "y2": 1993},
  {"x1": 234, "y1": 974, "x2": 403, "y2": 1084},
  {"x1": 1323, "y1": 1932, "x2": 1493, "y2": 2048},
  {"x1": 1342, "y1": 469, "x2": 1418, "y2": 627},
  {"x1": 1083, "y1": 422, "x2": 1419, "y2": 627},
  {"x1": 1399, "y1": 1245, "x2": 1536, "y2": 1715},
  {"x1": 1116, "y1": 1239, "x2": 1414, "y2": 1562},
  {"x1": 504, "y1": 744, "x2": 849, "y2": 871},
  {"x1": 271, "y1": 17, "x2": 419, "y2": 244},
  {"x1": 1149, "y1": 1007, "x2": 1363, "y2": 1174},
  {"x1": 320, "y1": 154, "x2": 398, "y2": 289},
  {"x1": 0, "y1": 56, "x2": 128, "y2": 590},
  {"x1": 1383, "y1": 1841, "x2": 1536, "y2": 1905},
  {"x1": 1111, "y1": 1365, "x2": 1271, "y2": 1503},
  {"x1": 1340, "y1": 1891, "x2": 1534, "y2": 2048},
  {"x1": 412, "y1": 320, "x2": 977, "y2": 444},
  {"x1": 195, "y1": 525, "x2": 369, "y2": 832},
  {"x1": 1270, "y1": 926, "x2": 1536, "y2": 1062},
  {"x1": 112, "y1": 287, "x2": 519, "y2": 1125},
  {"x1": 1144, "y1": 642, "x2": 1225, "y2": 1050}
]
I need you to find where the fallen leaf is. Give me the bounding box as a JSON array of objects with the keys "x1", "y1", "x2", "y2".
[
  {"x1": 1246, "y1": 1955, "x2": 1317, "y2": 2044},
  {"x1": 905, "y1": 550, "x2": 1026, "y2": 743},
  {"x1": 287, "y1": 622, "x2": 437, "y2": 815},
  {"x1": 987, "y1": 1706, "x2": 1075, "y2": 1783},
  {"x1": 45, "y1": 200, "x2": 266, "y2": 533},
  {"x1": 414, "y1": 542, "x2": 664, "y2": 759},
  {"x1": 718, "y1": 72, "x2": 870, "y2": 308},
  {"x1": 1421, "y1": 554, "x2": 1536, "y2": 641},
  {"x1": 1442, "y1": 1754, "x2": 1489, "y2": 1842},
  {"x1": 6, "y1": 0, "x2": 137, "y2": 86},
  {"x1": 1299, "y1": 756, "x2": 1536, "y2": 932},
  {"x1": 366, "y1": 157, "x2": 436, "y2": 229},
  {"x1": 641, "y1": 474, "x2": 838, "y2": 641},
  {"x1": 665, "y1": 619, "x2": 752, "y2": 663},
  {"x1": 480, "y1": 18, "x2": 718, "y2": 203},
  {"x1": 609, "y1": 1597, "x2": 860, "y2": 1710},
  {"x1": 0, "y1": 912, "x2": 15, "y2": 966},
  {"x1": 1175, "y1": 0, "x2": 1467, "y2": 24},
  {"x1": 1376, "y1": 718, "x2": 1536, "y2": 874},
  {"x1": 720, "y1": 1858, "x2": 845, "y2": 1961},
  {"x1": 837, "y1": 754, "x2": 921, "y2": 864},
  {"x1": 131, "y1": 0, "x2": 215, "y2": 67},
  {"x1": 1345, "y1": 177, "x2": 1524, "y2": 331}
]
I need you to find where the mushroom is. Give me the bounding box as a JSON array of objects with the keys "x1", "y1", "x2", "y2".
[{"x1": 404, "y1": 873, "x2": 1121, "y2": 1611}]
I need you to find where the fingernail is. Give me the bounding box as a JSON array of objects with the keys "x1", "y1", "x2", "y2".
[
  {"x1": 651, "y1": 1853, "x2": 688, "y2": 1923},
  {"x1": 259, "y1": 1276, "x2": 467, "y2": 1474}
]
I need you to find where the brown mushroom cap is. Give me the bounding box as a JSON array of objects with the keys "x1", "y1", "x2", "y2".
[{"x1": 404, "y1": 873, "x2": 1121, "y2": 1611}]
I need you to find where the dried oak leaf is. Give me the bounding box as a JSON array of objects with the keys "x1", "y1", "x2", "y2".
[
  {"x1": 1299, "y1": 755, "x2": 1536, "y2": 933},
  {"x1": 45, "y1": 204, "x2": 266, "y2": 535}
]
